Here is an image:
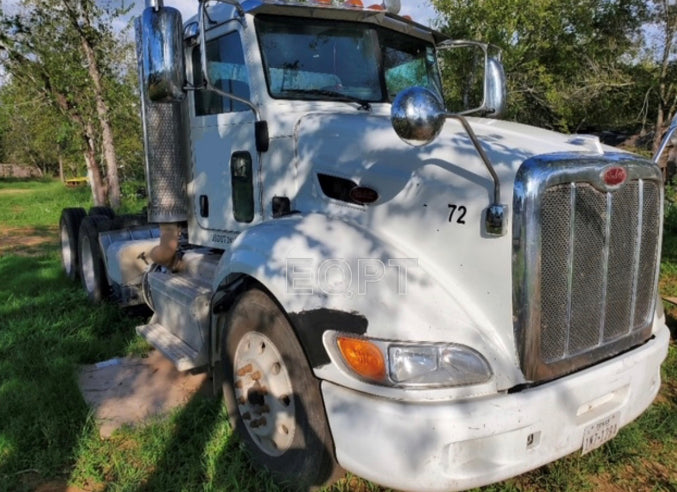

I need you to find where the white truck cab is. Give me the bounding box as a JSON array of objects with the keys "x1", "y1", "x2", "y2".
[{"x1": 59, "y1": 0, "x2": 671, "y2": 490}]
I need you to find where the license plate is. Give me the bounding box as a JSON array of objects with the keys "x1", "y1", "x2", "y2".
[{"x1": 581, "y1": 412, "x2": 620, "y2": 455}]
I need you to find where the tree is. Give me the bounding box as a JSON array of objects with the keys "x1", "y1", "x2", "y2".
[
  {"x1": 643, "y1": 0, "x2": 677, "y2": 152},
  {"x1": 432, "y1": 0, "x2": 648, "y2": 133},
  {"x1": 0, "y1": 0, "x2": 134, "y2": 208},
  {"x1": 0, "y1": 79, "x2": 82, "y2": 178}
]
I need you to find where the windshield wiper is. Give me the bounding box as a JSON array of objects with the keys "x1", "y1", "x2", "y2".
[{"x1": 280, "y1": 89, "x2": 372, "y2": 111}]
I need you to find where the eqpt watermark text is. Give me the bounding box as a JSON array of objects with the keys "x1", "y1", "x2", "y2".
[{"x1": 286, "y1": 258, "x2": 418, "y2": 296}]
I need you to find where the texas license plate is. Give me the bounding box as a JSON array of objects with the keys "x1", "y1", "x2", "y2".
[{"x1": 581, "y1": 412, "x2": 620, "y2": 455}]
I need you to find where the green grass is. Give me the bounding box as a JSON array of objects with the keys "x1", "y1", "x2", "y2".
[
  {"x1": 0, "y1": 178, "x2": 675, "y2": 491},
  {"x1": 0, "y1": 179, "x2": 91, "y2": 228}
]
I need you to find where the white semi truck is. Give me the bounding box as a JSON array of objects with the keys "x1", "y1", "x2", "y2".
[{"x1": 58, "y1": 0, "x2": 672, "y2": 490}]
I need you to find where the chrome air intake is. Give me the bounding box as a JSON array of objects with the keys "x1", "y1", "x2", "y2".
[{"x1": 513, "y1": 153, "x2": 663, "y2": 382}]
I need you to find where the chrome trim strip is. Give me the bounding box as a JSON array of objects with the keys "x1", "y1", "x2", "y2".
[
  {"x1": 628, "y1": 179, "x2": 644, "y2": 334},
  {"x1": 598, "y1": 190, "x2": 612, "y2": 345},
  {"x1": 565, "y1": 182, "x2": 576, "y2": 356}
]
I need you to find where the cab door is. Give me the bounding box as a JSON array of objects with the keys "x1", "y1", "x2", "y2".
[{"x1": 190, "y1": 26, "x2": 259, "y2": 239}]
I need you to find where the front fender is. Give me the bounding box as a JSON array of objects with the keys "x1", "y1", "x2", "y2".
[{"x1": 213, "y1": 213, "x2": 523, "y2": 397}]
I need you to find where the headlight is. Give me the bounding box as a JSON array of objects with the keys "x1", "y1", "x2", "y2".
[
  {"x1": 335, "y1": 334, "x2": 493, "y2": 388},
  {"x1": 389, "y1": 344, "x2": 492, "y2": 387}
]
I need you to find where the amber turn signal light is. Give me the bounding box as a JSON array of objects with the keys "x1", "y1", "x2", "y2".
[{"x1": 337, "y1": 336, "x2": 386, "y2": 381}]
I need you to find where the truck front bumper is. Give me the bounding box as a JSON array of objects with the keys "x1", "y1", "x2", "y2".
[{"x1": 321, "y1": 325, "x2": 670, "y2": 492}]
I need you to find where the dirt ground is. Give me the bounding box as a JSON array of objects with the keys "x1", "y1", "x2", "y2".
[
  {"x1": 0, "y1": 226, "x2": 59, "y2": 255},
  {"x1": 78, "y1": 350, "x2": 208, "y2": 438}
]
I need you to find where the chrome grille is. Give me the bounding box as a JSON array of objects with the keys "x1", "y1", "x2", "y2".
[{"x1": 513, "y1": 155, "x2": 662, "y2": 382}]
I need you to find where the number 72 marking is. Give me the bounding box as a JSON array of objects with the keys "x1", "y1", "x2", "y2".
[{"x1": 448, "y1": 204, "x2": 467, "y2": 224}]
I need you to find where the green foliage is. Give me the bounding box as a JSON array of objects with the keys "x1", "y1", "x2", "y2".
[
  {"x1": 0, "y1": 0, "x2": 143, "y2": 206},
  {"x1": 433, "y1": 0, "x2": 650, "y2": 133},
  {"x1": 0, "y1": 83, "x2": 80, "y2": 176}
]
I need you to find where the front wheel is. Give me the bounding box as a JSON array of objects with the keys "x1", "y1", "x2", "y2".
[{"x1": 221, "y1": 289, "x2": 342, "y2": 490}]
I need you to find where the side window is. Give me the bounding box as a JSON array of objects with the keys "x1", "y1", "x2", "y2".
[{"x1": 193, "y1": 31, "x2": 250, "y2": 116}]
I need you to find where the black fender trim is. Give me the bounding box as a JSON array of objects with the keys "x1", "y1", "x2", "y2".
[{"x1": 289, "y1": 309, "x2": 368, "y2": 368}]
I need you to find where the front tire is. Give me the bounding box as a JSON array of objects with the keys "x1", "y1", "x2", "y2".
[
  {"x1": 78, "y1": 215, "x2": 112, "y2": 302},
  {"x1": 59, "y1": 207, "x2": 87, "y2": 281},
  {"x1": 221, "y1": 289, "x2": 342, "y2": 490}
]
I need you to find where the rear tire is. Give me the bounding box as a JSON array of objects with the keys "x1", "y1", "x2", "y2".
[
  {"x1": 221, "y1": 289, "x2": 342, "y2": 490},
  {"x1": 59, "y1": 208, "x2": 87, "y2": 281},
  {"x1": 88, "y1": 206, "x2": 115, "y2": 219},
  {"x1": 113, "y1": 212, "x2": 147, "y2": 229},
  {"x1": 79, "y1": 215, "x2": 113, "y2": 302}
]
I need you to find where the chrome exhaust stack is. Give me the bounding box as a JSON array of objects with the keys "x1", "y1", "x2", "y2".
[{"x1": 135, "y1": 3, "x2": 189, "y2": 267}]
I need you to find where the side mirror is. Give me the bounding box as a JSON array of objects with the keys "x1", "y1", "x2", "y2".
[
  {"x1": 391, "y1": 87, "x2": 446, "y2": 146},
  {"x1": 437, "y1": 40, "x2": 507, "y2": 118},
  {"x1": 485, "y1": 57, "x2": 507, "y2": 118},
  {"x1": 138, "y1": 6, "x2": 186, "y2": 103}
]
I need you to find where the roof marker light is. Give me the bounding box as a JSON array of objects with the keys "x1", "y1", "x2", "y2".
[
  {"x1": 345, "y1": 0, "x2": 364, "y2": 7},
  {"x1": 367, "y1": 3, "x2": 385, "y2": 10}
]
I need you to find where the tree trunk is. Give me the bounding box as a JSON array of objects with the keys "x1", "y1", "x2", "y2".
[
  {"x1": 80, "y1": 35, "x2": 120, "y2": 209},
  {"x1": 51, "y1": 91, "x2": 107, "y2": 205},
  {"x1": 84, "y1": 120, "x2": 106, "y2": 206},
  {"x1": 58, "y1": 152, "x2": 64, "y2": 182},
  {"x1": 654, "y1": 101, "x2": 665, "y2": 154}
]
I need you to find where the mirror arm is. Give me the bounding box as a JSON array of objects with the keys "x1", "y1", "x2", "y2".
[
  {"x1": 445, "y1": 113, "x2": 500, "y2": 204},
  {"x1": 214, "y1": 0, "x2": 246, "y2": 22},
  {"x1": 197, "y1": 0, "x2": 260, "y2": 121},
  {"x1": 445, "y1": 113, "x2": 507, "y2": 236}
]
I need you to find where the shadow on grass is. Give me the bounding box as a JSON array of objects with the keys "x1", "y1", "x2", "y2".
[
  {"x1": 0, "y1": 253, "x2": 145, "y2": 491},
  {"x1": 132, "y1": 383, "x2": 283, "y2": 492}
]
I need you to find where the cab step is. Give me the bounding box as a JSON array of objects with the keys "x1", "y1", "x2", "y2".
[{"x1": 136, "y1": 322, "x2": 207, "y2": 371}]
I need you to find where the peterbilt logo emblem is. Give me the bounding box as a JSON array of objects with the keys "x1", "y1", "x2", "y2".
[{"x1": 601, "y1": 166, "x2": 627, "y2": 189}]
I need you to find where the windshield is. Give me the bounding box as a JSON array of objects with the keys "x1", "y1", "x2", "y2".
[{"x1": 256, "y1": 15, "x2": 443, "y2": 104}]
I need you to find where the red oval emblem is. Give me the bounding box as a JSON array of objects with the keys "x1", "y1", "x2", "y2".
[
  {"x1": 603, "y1": 166, "x2": 627, "y2": 187},
  {"x1": 349, "y1": 186, "x2": 379, "y2": 205}
]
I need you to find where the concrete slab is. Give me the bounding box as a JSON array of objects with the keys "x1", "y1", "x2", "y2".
[{"x1": 78, "y1": 350, "x2": 209, "y2": 438}]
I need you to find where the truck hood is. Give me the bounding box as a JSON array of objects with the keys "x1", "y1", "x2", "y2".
[
  {"x1": 292, "y1": 110, "x2": 619, "y2": 185},
  {"x1": 285, "y1": 109, "x2": 631, "y2": 388}
]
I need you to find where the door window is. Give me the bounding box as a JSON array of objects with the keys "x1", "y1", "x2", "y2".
[{"x1": 193, "y1": 31, "x2": 250, "y2": 115}]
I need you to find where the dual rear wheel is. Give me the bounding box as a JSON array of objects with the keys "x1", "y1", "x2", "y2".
[
  {"x1": 78, "y1": 214, "x2": 112, "y2": 302},
  {"x1": 59, "y1": 207, "x2": 113, "y2": 301},
  {"x1": 59, "y1": 208, "x2": 87, "y2": 281}
]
